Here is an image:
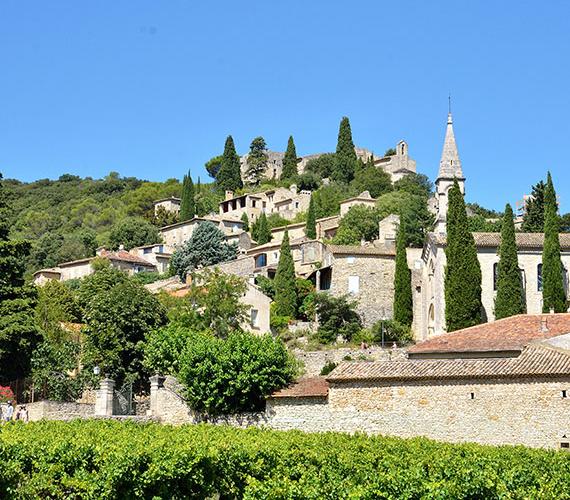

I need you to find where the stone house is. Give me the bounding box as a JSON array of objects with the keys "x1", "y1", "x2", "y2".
[
  {"x1": 339, "y1": 191, "x2": 377, "y2": 217},
  {"x1": 372, "y1": 140, "x2": 417, "y2": 182},
  {"x1": 153, "y1": 197, "x2": 181, "y2": 216},
  {"x1": 129, "y1": 244, "x2": 171, "y2": 274}
]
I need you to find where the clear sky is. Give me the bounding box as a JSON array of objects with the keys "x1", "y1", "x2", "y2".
[{"x1": 1, "y1": 1, "x2": 569, "y2": 212}]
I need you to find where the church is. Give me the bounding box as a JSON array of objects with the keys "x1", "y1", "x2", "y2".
[{"x1": 413, "y1": 112, "x2": 570, "y2": 340}]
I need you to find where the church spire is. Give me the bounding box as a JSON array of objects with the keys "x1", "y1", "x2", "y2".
[{"x1": 437, "y1": 111, "x2": 463, "y2": 180}]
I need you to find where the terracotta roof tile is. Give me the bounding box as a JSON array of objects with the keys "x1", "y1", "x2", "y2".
[
  {"x1": 99, "y1": 250, "x2": 155, "y2": 266},
  {"x1": 408, "y1": 314, "x2": 570, "y2": 355},
  {"x1": 327, "y1": 344, "x2": 570, "y2": 382},
  {"x1": 270, "y1": 377, "x2": 329, "y2": 398},
  {"x1": 431, "y1": 232, "x2": 570, "y2": 250}
]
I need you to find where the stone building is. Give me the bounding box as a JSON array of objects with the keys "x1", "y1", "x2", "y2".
[
  {"x1": 130, "y1": 244, "x2": 172, "y2": 274},
  {"x1": 339, "y1": 191, "x2": 376, "y2": 217},
  {"x1": 371, "y1": 140, "x2": 417, "y2": 182},
  {"x1": 153, "y1": 197, "x2": 181, "y2": 216}
]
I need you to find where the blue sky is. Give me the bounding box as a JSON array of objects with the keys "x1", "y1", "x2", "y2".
[{"x1": 1, "y1": 1, "x2": 569, "y2": 212}]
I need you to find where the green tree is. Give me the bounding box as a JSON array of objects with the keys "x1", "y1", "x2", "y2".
[
  {"x1": 351, "y1": 167, "x2": 392, "y2": 198},
  {"x1": 108, "y1": 217, "x2": 162, "y2": 251},
  {"x1": 542, "y1": 172, "x2": 566, "y2": 312},
  {"x1": 240, "y1": 212, "x2": 250, "y2": 232},
  {"x1": 143, "y1": 324, "x2": 197, "y2": 375},
  {"x1": 0, "y1": 174, "x2": 39, "y2": 381},
  {"x1": 216, "y1": 136, "x2": 243, "y2": 192},
  {"x1": 35, "y1": 280, "x2": 81, "y2": 338},
  {"x1": 179, "y1": 172, "x2": 196, "y2": 221},
  {"x1": 394, "y1": 173, "x2": 433, "y2": 198},
  {"x1": 334, "y1": 205, "x2": 381, "y2": 244},
  {"x1": 205, "y1": 155, "x2": 223, "y2": 179},
  {"x1": 245, "y1": 137, "x2": 268, "y2": 185},
  {"x1": 170, "y1": 221, "x2": 238, "y2": 280},
  {"x1": 444, "y1": 180, "x2": 482, "y2": 332},
  {"x1": 393, "y1": 220, "x2": 413, "y2": 326},
  {"x1": 521, "y1": 180, "x2": 546, "y2": 232},
  {"x1": 312, "y1": 183, "x2": 348, "y2": 218},
  {"x1": 304, "y1": 153, "x2": 336, "y2": 178},
  {"x1": 305, "y1": 194, "x2": 317, "y2": 239},
  {"x1": 334, "y1": 117, "x2": 357, "y2": 183},
  {"x1": 494, "y1": 204, "x2": 525, "y2": 319},
  {"x1": 281, "y1": 136, "x2": 298, "y2": 180},
  {"x1": 273, "y1": 231, "x2": 296, "y2": 318},
  {"x1": 314, "y1": 293, "x2": 362, "y2": 343},
  {"x1": 254, "y1": 212, "x2": 271, "y2": 244}
]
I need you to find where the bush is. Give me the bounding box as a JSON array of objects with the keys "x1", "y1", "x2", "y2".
[
  {"x1": 178, "y1": 331, "x2": 297, "y2": 415},
  {"x1": 314, "y1": 293, "x2": 362, "y2": 344},
  {"x1": 319, "y1": 360, "x2": 338, "y2": 376},
  {"x1": 1, "y1": 421, "x2": 570, "y2": 498},
  {"x1": 0, "y1": 386, "x2": 14, "y2": 403},
  {"x1": 371, "y1": 319, "x2": 413, "y2": 345}
]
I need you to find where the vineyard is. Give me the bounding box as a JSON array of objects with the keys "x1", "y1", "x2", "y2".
[{"x1": 1, "y1": 421, "x2": 569, "y2": 499}]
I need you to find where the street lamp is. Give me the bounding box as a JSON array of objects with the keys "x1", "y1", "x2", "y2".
[{"x1": 93, "y1": 366, "x2": 100, "y2": 376}]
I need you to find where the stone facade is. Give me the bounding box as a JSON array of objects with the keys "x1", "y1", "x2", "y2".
[
  {"x1": 26, "y1": 400, "x2": 95, "y2": 422},
  {"x1": 339, "y1": 191, "x2": 376, "y2": 217},
  {"x1": 153, "y1": 197, "x2": 181, "y2": 216}
]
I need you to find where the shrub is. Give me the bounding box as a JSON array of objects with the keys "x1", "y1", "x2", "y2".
[
  {"x1": 371, "y1": 319, "x2": 413, "y2": 345},
  {"x1": 0, "y1": 386, "x2": 14, "y2": 403},
  {"x1": 320, "y1": 360, "x2": 338, "y2": 376},
  {"x1": 314, "y1": 293, "x2": 362, "y2": 344}
]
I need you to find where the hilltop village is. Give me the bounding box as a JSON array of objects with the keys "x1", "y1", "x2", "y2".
[{"x1": 3, "y1": 112, "x2": 570, "y2": 450}]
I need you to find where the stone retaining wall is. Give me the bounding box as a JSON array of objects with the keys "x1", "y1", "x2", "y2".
[{"x1": 26, "y1": 401, "x2": 95, "y2": 422}]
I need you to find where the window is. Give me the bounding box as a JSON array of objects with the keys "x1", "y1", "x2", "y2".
[
  {"x1": 348, "y1": 275, "x2": 360, "y2": 294},
  {"x1": 470, "y1": 392, "x2": 475, "y2": 400},
  {"x1": 563, "y1": 390, "x2": 567, "y2": 398},
  {"x1": 252, "y1": 200, "x2": 257, "y2": 208},
  {"x1": 538, "y1": 263, "x2": 543, "y2": 291},
  {"x1": 255, "y1": 254, "x2": 267, "y2": 268},
  {"x1": 143, "y1": 248, "x2": 152, "y2": 254},
  {"x1": 295, "y1": 201, "x2": 299, "y2": 209},
  {"x1": 347, "y1": 256, "x2": 355, "y2": 264},
  {"x1": 493, "y1": 263, "x2": 498, "y2": 291},
  {"x1": 250, "y1": 309, "x2": 259, "y2": 328}
]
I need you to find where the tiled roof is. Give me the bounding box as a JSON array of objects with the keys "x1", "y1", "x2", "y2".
[
  {"x1": 317, "y1": 215, "x2": 340, "y2": 231},
  {"x1": 327, "y1": 244, "x2": 396, "y2": 256},
  {"x1": 248, "y1": 237, "x2": 308, "y2": 252},
  {"x1": 431, "y1": 232, "x2": 570, "y2": 250},
  {"x1": 408, "y1": 314, "x2": 570, "y2": 355},
  {"x1": 270, "y1": 377, "x2": 329, "y2": 398},
  {"x1": 327, "y1": 344, "x2": 570, "y2": 382},
  {"x1": 99, "y1": 250, "x2": 155, "y2": 266}
]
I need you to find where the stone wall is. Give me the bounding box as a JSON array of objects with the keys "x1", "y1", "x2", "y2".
[{"x1": 26, "y1": 400, "x2": 94, "y2": 422}]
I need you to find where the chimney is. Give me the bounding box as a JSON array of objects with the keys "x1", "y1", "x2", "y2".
[
  {"x1": 541, "y1": 317, "x2": 549, "y2": 333},
  {"x1": 290, "y1": 184, "x2": 298, "y2": 195},
  {"x1": 225, "y1": 190, "x2": 234, "y2": 201},
  {"x1": 119, "y1": 244, "x2": 125, "y2": 251}
]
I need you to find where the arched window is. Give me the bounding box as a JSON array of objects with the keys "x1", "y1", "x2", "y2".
[
  {"x1": 401, "y1": 144, "x2": 405, "y2": 155},
  {"x1": 255, "y1": 254, "x2": 267, "y2": 268},
  {"x1": 493, "y1": 263, "x2": 499, "y2": 291},
  {"x1": 537, "y1": 263, "x2": 543, "y2": 292}
]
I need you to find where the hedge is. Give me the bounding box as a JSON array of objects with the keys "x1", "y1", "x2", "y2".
[{"x1": 1, "y1": 420, "x2": 570, "y2": 499}]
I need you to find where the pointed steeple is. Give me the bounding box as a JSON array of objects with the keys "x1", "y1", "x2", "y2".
[{"x1": 437, "y1": 112, "x2": 463, "y2": 180}]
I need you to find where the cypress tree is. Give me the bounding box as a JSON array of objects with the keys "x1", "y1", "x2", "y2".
[
  {"x1": 240, "y1": 212, "x2": 250, "y2": 233},
  {"x1": 494, "y1": 204, "x2": 525, "y2": 319},
  {"x1": 256, "y1": 212, "x2": 271, "y2": 244},
  {"x1": 521, "y1": 180, "x2": 546, "y2": 232},
  {"x1": 334, "y1": 116, "x2": 357, "y2": 183},
  {"x1": 444, "y1": 180, "x2": 482, "y2": 332},
  {"x1": 393, "y1": 219, "x2": 413, "y2": 326},
  {"x1": 245, "y1": 136, "x2": 268, "y2": 185},
  {"x1": 216, "y1": 135, "x2": 243, "y2": 192},
  {"x1": 179, "y1": 171, "x2": 195, "y2": 221},
  {"x1": 305, "y1": 194, "x2": 317, "y2": 239},
  {"x1": 281, "y1": 135, "x2": 298, "y2": 180},
  {"x1": 542, "y1": 172, "x2": 566, "y2": 312},
  {"x1": 273, "y1": 230, "x2": 297, "y2": 318}
]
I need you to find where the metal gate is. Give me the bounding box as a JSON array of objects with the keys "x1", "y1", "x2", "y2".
[{"x1": 113, "y1": 382, "x2": 134, "y2": 415}]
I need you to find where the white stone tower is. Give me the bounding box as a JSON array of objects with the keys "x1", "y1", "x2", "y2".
[{"x1": 434, "y1": 111, "x2": 464, "y2": 234}]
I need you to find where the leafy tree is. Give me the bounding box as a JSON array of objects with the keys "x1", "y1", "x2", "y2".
[
  {"x1": 255, "y1": 275, "x2": 275, "y2": 299},
  {"x1": 170, "y1": 221, "x2": 237, "y2": 280},
  {"x1": 240, "y1": 212, "x2": 250, "y2": 232},
  {"x1": 179, "y1": 172, "x2": 196, "y2": 221},
  {"x1": 143, "y1": 324, "x2": 197, "y2": 375},
  {"x1": 444, "y1": 180, "x2": 482, "y2": 332},
  {"x1": 205, "y1": 155, "x2": 223, "y2": 179},
  {"x1": 312, "y1": 183, "x2": 348, "y2": 218},
  {"x1": 77, "y1": 264, "x2": 128, "y2": 310},
  {"x1": 371, "y1": 319, "x2": 413, "y2": 344},
  {"x1": 495, "y1": 204, "x2": 525, "y2": 319},
  {"x1": 35, "y1": 280, "x2": 81, "y2": 338},
  {"x1": 351, "y1": 166, "x2": 392, "y2": 198},
  {"x1": 314, "y1": 293, "x2": 362, "y2": 343},
  {"x1": 281, "y1": 136, "x2": 298, "y2": 180},
  {"x1": 253, "y1": 212, "x2": 271, "y2": 244},
  {"x1": 216, "y1": 135, "x2": 243, "y2": 192},
  {"x1": 394, "y1": 173, "x2": 433, "y2": 198},
  {"x1": 466, "y1": 202, "x2": 500, "y2": 219},
  {"x1": 384, "y1": 147, "x2": 396, "y2": 156},
  {"x1": 467, "y1": 215, "x2": 502, "y2": 233},
  {"x1": 295, "y1": 278, "x2": 316, "y2": 320},
  {"x1": 245, "y1": 137, "x2": 268, "y2": 185},
  {"x1": 521, "y1": 180, "x2": 546, "y2": 232},
  {"x1": 153, "y1": 206, "x2": 179, "y2": 227},
  {"x1": 304, "y1": 153, "x2": 336, "y2": 178},
  {"x1": 0, "y1": 174, "x2": 39, "y2": 382},
  {"x1": 305, "y1": 194, "x2": 317, "y2": 239},
  {"x1": 108, "y1": 217, "x2": 162, "y2": 251},
  {"x1": 273, "y1": 231, "x2": 297, "y2": 318},
  {"x1": 296, "y1": 172, "x2": 321, "y2": 191},
  {"x1": 542, "y1": 172, "x2": 566, "y2": 312},
  {"x1": 83, "y1": 276, "x2": 167, "y2": 382},
  {"x1": 393, "y1": 220, "x2": 413, "y2": 326},
  {"x1": 334, "y1": 205, "x2": 381, "y2": 244},
  {"x1": 334, "y1": 117, "x2": 357, "y2": 183},
  {"x1": 178, "y1": 331, "x2": 296, "y2": 415}
]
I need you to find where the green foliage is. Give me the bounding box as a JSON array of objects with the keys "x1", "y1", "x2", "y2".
[
  {"x1": 334, "y1": 117, "x2": 357, "y2": 183},
  {"x1": 312, "y1": 183, "x2": 349, "y2": 218},
  {"x1": 76, "y1": 265, "x2": 128, "y2": 310},
  {"x1": 29, "y1": 229, "x2": 98, "y2": 271},
  {"x1": 153, "y1": 205, "x2": 178, "y2": 227},
  {"x1": 393, "y1": 221, "x2": 413, "y2": 326},
  {"x1": 314, "y1": 293, "x2": 362, "y2": 343},
  {"x1": 467, "y1": 202, "x2": 501, "y2": 219},
  {"x1": 178, "y1": 331, "x2": 296, "y2": 415},
  {"x1": 252, "y1": 212, "x2": 271, "y2": 244},
  {"x1": 542, "y1": 173, "x2": 566, "y2": 312},
  {"x1": 170, "y1": 221, "x2": 237, "y2": 280},
  {"x1": 216, "y1": 135, "x2": 243, "y2": 192},
  {"x1": 273, "y1": 231, "x2": 297, "y2": 318},
  {"x1": 320, "y1": 360, "x2": 338, "y2": 376},
  {"x1": 467, "y1": 214, "x2": 502, "y2": 232},
  {"x1": 240, "y1": 212, "x2": 249, "y2": 232},
  {"x1": 35, "y1": 280, "x2": 81, "y2": 337},
  {"x1": 295, "y1": 278, "x2": 315, "y2": 320},
  {"x1": 522, "y1": 180, "x2": 546, "y2": 232},
  {"x1": 143, "y1": 324, "x2": 197, "y2": 375},
  {"x1": 445, "y1": 180, "x2": 482, "y2": 332},
  {"x1": 255, "y1": 275, "x2": 275, "y2": 299},
  {"x1": 384, "y1": 147, "x2": 396, "y2": 156},
  {"x1": 108, "y1": 217, "x2": 162, "y2": 251},
  {"x1": 131, "y1": 271, "x2": 167, "y2": 285},
  {"x1": 351, "y1": 166, "x2": 392, "y2": 198},
  {"x1": 334, "y1": 205, "x2": 380, "y2": 244},
  {"x1": 281, "y1": 135, "x2": 298, "y2": 180},
  {"x1": 2, "y1": 420, "x2": 570, "y2": 498},
  {"x1": 495, "y1": 204, "x2": 526, "y2": 319},
  {"x1": 205, "y1": 154, "x2": 223, "y2": 179},
  {"x1": 371, "y1": 319, "x2": 413, "y2": 344},
  {"x1": 266, "y1": 213, "x2": 289, "y2": 229},
  {"x1": 179, "y1": 172, "x2": 196, "y2": 221},
  {"x1": 394, "y1": 173, "x2": 433, "y2": 198},
  {"x1": 245, "y1": 136, "x2": 268, "y2": 185},
  {"x1": 304, "y1": 153, "x2": 336, "y2": 178},
  {"x1": 297, "y1": 172, "x2": 321, "y2": 191},
  {"x1": 305, "y1": 193, "x2": 317, "y2": 239}
]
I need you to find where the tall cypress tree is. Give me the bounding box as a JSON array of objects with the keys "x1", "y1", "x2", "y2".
[
  {"x1": 521, "y1": 180, "x2": 546, "y2": 232},
  {"x1": 542, "y1": 172, "x2": 566, "y2": 312},
  {"x1": 305, "y1": 194, "x2": 317, "y2": 239},
  {"x1": 444, "y1": 180, "x2": 482, "y2": 332},
  {"x1": 393, "y1": 218, "x2": 413, "y2": 326},
  {"x1": 0, "y1": 173, "x2": 39, "y2": 381},
  {"x1": 255, "y1": 212, "x2": 271, "y2": 244},
  {"x1": 495, "y1": 204, "x2": 525, "y2": 319},
  {"x1": 216, "y1": 135, "x2": 243, "y2": 192},
  {"x1": 334, "y1": 116, "x2": 357, "y2": 183},
  {"x1": 281, "y1": 136, "x2": 298, "y2": 180},
  {"x1": 179, "y1": 171, "x2": 196, "y2": 221},
  {"x1": 273, "y1": 230, "x2": 297, "y2": 318}
]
